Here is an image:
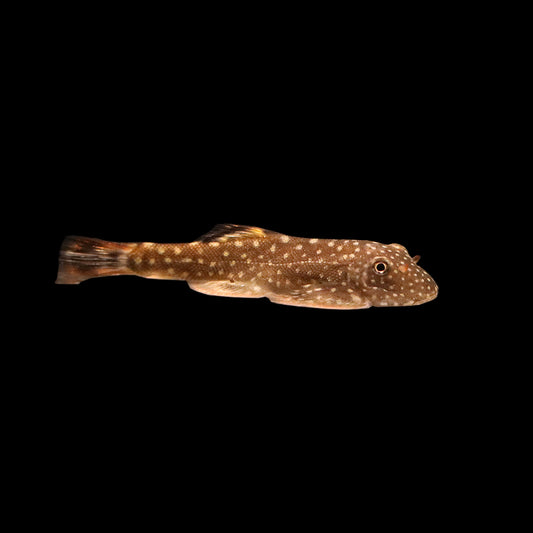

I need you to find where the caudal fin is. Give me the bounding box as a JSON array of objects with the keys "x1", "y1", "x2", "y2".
[{"x1": 56, "y1": 236, "x2": 134, "y2": 284}]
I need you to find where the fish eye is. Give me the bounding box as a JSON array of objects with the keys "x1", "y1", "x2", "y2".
[{"x1": 373, "y1": 259, "x2": 389, "y2": 275}]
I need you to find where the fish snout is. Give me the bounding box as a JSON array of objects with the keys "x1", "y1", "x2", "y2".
[{"x1": 412, "y1": 274, "x2": 439, "y2": 305}]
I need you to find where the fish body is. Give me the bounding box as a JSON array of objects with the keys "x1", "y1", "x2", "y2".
[{"x1": 56, "y1": 224, "x2": 438, "y2": 309}]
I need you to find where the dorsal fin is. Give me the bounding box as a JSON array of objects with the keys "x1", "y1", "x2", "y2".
[{"x1": 198, "y1": 224, "x2": 277, "y2": 243}]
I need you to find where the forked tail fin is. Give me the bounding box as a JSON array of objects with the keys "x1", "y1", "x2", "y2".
[{"x1": 56, "y1": 236, "x2": 134, "y2": 284}]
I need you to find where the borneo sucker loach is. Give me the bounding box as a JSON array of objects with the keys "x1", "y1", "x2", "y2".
[{"x1": 56, "y1": 224, "x2": 438, "y2": 309}]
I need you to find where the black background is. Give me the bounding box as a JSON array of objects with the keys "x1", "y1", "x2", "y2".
[
  {"x1": 31, "y1": 6, "x2": 490, "y2": 522},
  {"x1": 42, "y1": 18, "x2": 460, "y2": 375}
]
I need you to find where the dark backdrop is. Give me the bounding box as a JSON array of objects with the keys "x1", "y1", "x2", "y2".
[{"x1": 36, "y1": 12, "x2": 478, "y2": 519}]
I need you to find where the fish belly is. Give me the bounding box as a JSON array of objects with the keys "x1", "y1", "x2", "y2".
[{"x1": 189, "y1": 278, "x2": 370, "y2": 310}]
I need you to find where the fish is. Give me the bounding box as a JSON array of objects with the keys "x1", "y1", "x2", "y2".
[{"x1": 56, "y1": 224, "x2": 438, "y2": 309}]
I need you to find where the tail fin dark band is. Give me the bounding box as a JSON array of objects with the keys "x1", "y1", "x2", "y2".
[{"x1": 56, "y1": 236, "x2": 134, "y2": 284}]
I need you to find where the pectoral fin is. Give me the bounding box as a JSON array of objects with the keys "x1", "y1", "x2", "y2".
[{"x1": 267, "y1": 284, "x2": 370, "y2": 310}]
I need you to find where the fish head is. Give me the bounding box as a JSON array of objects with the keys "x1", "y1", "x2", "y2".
[{"x1": 356, "y1": 242, "x2": 438, "y2": 307}]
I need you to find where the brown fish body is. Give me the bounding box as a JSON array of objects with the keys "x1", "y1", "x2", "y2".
[{"x1": 57, "y1": 224, "x2": 438, "y2": 309}]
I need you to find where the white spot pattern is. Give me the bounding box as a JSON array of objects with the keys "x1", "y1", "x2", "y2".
[{"x1": 125, "y1": 228, "x2": 437, "y2": 310}]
